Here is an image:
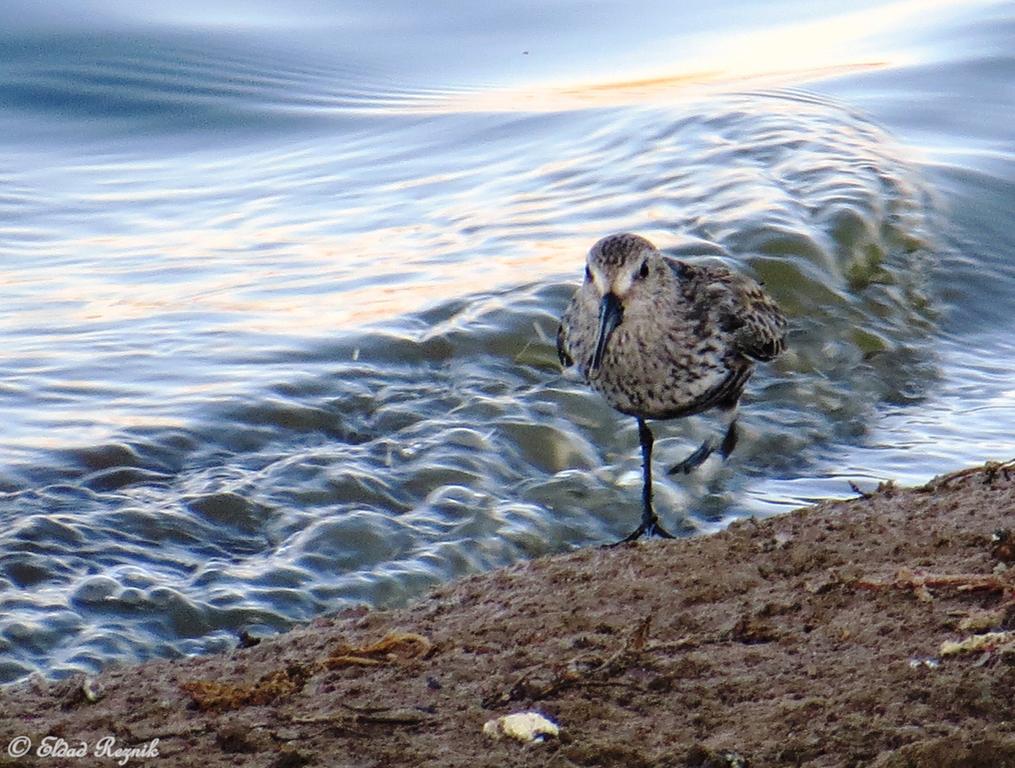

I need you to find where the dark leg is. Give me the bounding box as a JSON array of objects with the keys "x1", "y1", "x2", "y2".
[
  {"x1": 614, "y1": 418, "x2": 676, "y2": 543},
  {"x1": 719, "y1": 416, "x2": 738, "y2": 459},
  {"x1": 668, "y1": 403, "x2": 739, "y2": 475},
  {"x1": 667, "y1": 437, "x2": 716, "y2": 475}
]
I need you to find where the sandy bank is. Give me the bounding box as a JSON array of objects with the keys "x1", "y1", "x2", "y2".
[{"x1": 2, "y1": 460, "x2": 1013, "y2": 768}]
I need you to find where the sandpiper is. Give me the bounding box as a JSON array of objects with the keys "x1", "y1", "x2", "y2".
[{"x1": 557, "y1": 233, "x2": 787, "y2": 542}]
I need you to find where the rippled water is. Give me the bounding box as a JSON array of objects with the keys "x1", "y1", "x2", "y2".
[{"x1": 2, "y1": 0, "x2": 1014, "y2": 682}]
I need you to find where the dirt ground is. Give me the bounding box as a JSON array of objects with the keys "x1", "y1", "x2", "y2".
[{"x1": 2, "y1": 460, "x2": 1014, "y2": 768}]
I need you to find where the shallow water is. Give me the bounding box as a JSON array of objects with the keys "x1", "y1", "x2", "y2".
[{"x1": 2, "y1": 0, "x2": 1014, "y2": 681}]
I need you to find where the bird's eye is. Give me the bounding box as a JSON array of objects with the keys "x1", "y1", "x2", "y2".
[
  {"x1": 638, "y1": 261, "x2": 649, "y2": 279},
  {"x1": 584, "y1": 265, "x2": 592, "y2": 281}
]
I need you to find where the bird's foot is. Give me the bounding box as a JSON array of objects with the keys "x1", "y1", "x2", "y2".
[{"x1": 608, "y1": 516, "x2": 676, "y2": 546}]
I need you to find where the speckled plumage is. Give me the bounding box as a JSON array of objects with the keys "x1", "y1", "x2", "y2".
[
  {"x1": 557, "y1": 233, "x2": 787, "y2": 541},
  {"x1": 558, "y1": 233, "x2": 785, "y2": 418}
]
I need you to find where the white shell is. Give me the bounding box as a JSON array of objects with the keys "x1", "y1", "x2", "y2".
[{"x1": 482, "y1": 712, "x2": 559, "y2": 743}]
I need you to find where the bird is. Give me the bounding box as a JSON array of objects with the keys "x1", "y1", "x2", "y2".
[{"x1": 557, "y1": 233, "x2": 787, "y2": 543}]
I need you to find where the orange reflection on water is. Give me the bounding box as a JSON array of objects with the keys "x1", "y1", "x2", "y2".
[
  {"x1": 405, "y1": 63, "x2": 884, "y2": 115},
  {"x1": 36, "y1": 223, "x2": 588, "y2": 338},
  {"x1": 24, "y1": 0, "x2": 980, "y2": 341},
  {"x1": 408, "y1": 0, "x2": 976, "y2": 114}
]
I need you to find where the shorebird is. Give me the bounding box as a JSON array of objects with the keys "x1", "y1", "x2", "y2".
[{"x1": 557, "y1": 233, "x2": 787, "y2": 542}]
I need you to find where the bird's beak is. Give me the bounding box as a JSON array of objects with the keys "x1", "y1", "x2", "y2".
[{"x1": 590, "y1": 292, "x2": 623, "y2": 373}]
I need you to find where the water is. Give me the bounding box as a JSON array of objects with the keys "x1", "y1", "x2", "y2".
[{"x1": 2, "y1": 0, "x2": 1014, "y2": 682}]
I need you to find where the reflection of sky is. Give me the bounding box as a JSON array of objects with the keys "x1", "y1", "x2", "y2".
[
  {"x1": 3, "y1": 0, "x2": 998, "y2": 91},
  {"x1": 1, "y1": 0, "x2": 1011, "y2": 457}
]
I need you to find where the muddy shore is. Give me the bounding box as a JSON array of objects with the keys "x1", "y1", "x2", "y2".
[{"x1": 2, "y1": 460, "x2": 1013, "y2": 768}]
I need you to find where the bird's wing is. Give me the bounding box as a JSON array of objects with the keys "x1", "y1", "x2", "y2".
[
  {"x1": 687, "y1": 262, "x2": 788, "y2": 361},
  {"x1": 732, "y1": 281, "x2": 787, "y2": 361},
  {"x1": 556, "y1": 319, "x2": 573, "y2": 367}
]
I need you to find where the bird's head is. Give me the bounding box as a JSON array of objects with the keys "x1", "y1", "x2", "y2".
[{"x1": 583, "y1": 233, "x2": 660, "y2": 372}]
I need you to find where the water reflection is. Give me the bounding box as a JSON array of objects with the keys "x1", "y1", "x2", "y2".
[{"x1": 1, "y1": 84, "x2": 951, "y2": 681}]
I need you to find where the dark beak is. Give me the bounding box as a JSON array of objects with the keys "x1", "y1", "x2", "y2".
[{"x1": 590, "y1": 292, "x2": 623, "y2": 373}]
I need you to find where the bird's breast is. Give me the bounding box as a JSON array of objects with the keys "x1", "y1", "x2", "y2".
[{"x1": 588, "y1": 322, "x2": 735, "y2": 419}]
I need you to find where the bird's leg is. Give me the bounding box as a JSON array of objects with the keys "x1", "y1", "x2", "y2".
[
  {"x1": 668, "y1": 438, "x2": 716, "y2": 475},
  {"x1": 615, "y1": 418, "x2": 676, "y2": 543},
  {"x1": 719, "y1": 412, "x2": 739, "y2": 459},
  {"x1": 668, "y1": 403, "x2": 739, "y2": 475}
]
